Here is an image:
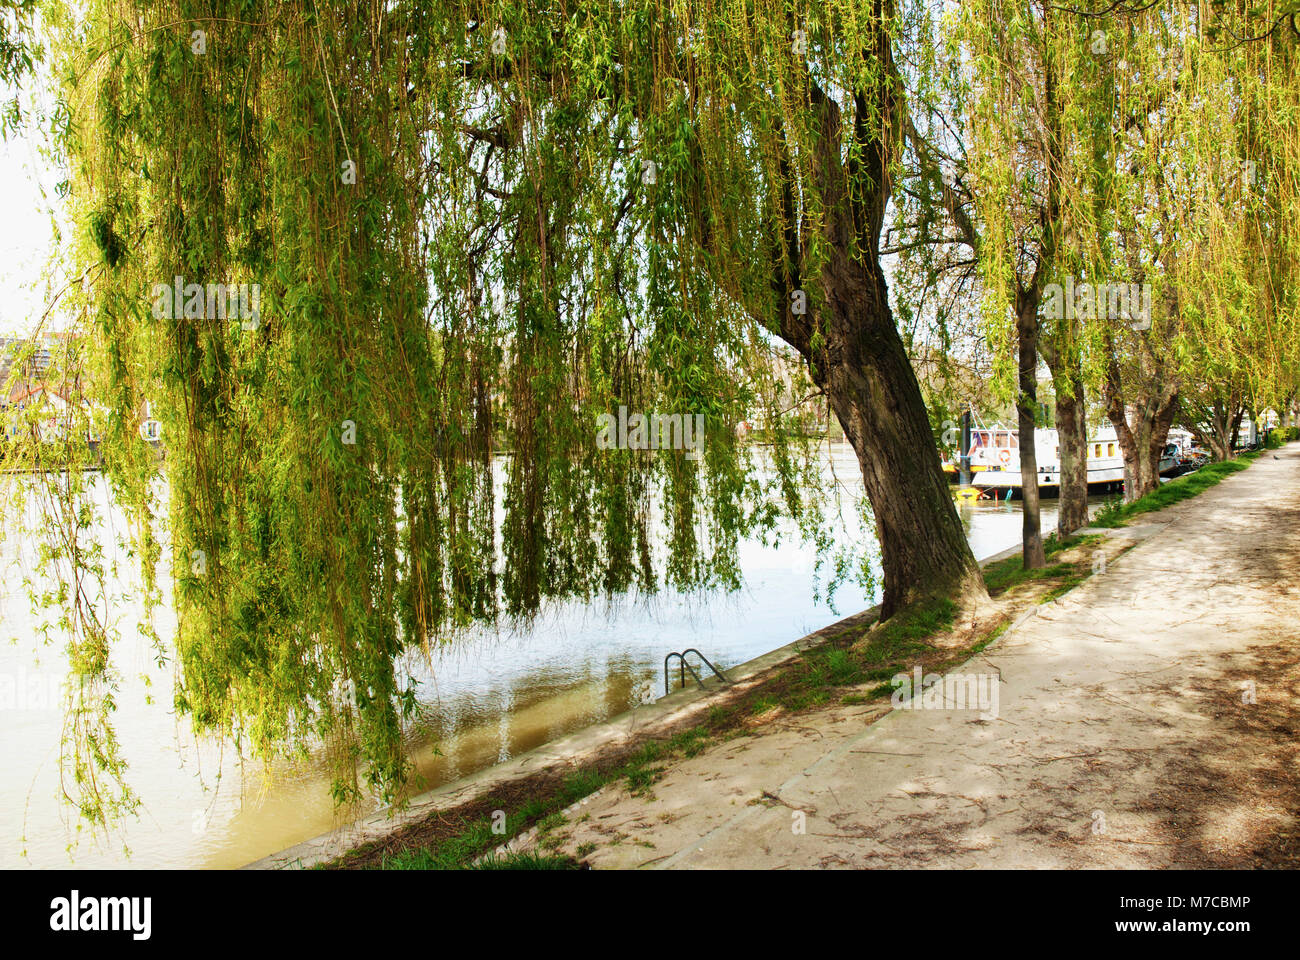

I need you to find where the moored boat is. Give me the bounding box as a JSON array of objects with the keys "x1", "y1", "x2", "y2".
[{"x1": 941, "y1": 420, "x2": 1178, "y2": 498}]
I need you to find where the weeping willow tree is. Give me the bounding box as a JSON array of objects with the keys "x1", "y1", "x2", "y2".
[
  {"x1": 1089, "y1": 0, "x2": 1300, "y2": 493},
  {"x1": 902, "y1": 0, "x2": 1116, "y2": 548},
  {"x1": 949, "y1": 0, "x2": 1090, "y2": 563},
  {"x1": 1069, "y1": 2, "x2": 1193, "y2": 501},
  {"x1": 955, "y1": 0, "x2": 1300, "y2": 511},
  {"x1": 10, "y1": 0, "x2": 990, "y2": 822},
  {"x1": 1168, "y1": 2, "x2": 1300, "y2": 457}
]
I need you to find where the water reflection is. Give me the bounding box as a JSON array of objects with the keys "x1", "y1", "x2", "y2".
[{"x1": 1, "y1": 443, "x2": 1065, "y2": 868}]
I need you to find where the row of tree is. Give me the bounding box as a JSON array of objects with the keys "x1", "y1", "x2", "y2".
[
  {"x1": 2, "y1": 0, "x2": 1297, "y2": 817},
  {"x1": 896, "y1": 0, "x2": 1300, "y2": 564}
]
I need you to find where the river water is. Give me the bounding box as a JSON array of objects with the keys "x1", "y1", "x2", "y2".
[{"x1": 0, "y1": 443, "x2": 1061, "y2": 868}]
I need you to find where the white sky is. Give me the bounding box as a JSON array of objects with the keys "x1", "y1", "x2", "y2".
[{"x1": 0, "y1": 75, "x2": 66, "y2": 337}]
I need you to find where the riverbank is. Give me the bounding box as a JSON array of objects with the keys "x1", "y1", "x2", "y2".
[
  {"x1": 253, "y1": 445, "x2": 1291, "y2": 869},
  {"x1": 252, "y1": 529, "x2": 1108, "y2": 869},
  {"x1": 4, "y1": 444, "x2": 1064, "y2": 869},
  {"x1": 495, "y1": 445, "x2": 1299, "y2": 868}
]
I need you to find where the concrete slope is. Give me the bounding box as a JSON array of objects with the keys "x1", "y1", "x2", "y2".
[{"x1": 517, "y1": 446, "x2": 1300, "y2": 868}]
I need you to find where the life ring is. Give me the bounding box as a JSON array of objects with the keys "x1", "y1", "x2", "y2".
[{"x1": 998, "y1": 448, "x2": 1010, "y2": 465}]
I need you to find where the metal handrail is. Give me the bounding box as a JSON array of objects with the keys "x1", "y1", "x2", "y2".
[{"x1": 663, "y1": 648, "x2": 730, "y2": 695}]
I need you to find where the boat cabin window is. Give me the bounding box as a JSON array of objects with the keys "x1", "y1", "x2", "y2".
[
  {"x1": 1107, "y1": 442, "x2": 1115, "y2": 457},
  {"x1": 1094, "y1": 443, "x2": 1102, "y2": 457}
]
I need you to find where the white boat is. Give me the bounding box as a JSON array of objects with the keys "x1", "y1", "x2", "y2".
[{"x1": 942, "y1": 422, "x2": 1177, "y2": 494}]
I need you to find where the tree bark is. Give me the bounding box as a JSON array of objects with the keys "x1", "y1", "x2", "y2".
[
  {"x1": 814, "y1": 268, "x2": 987, "y2": 621},
  {"x1": 1016, "y1": 291, "x2": 1047, "y2": 569},
  {"x1": 1209, "y1": 401, "x2": 1231, "y2": 461},
  {"x1": 1038, "y1": 336, "x2": 1089, "y2": 537},
  {"x1": 1053, "y1": 377, "x2": 1090, "y2": 535},
  {"x1": 1182, "y1": 387, "x2": 1247, "y2": 462},
  {"x1": 1208, "y1": 403, "x2": 1230, "y2": 461},
  {"x1": 769, "y1": 62, "x2": 986, "y2": 621},
  {"x1": 1103, "y1": 335, "x2": 1178, "y2": 501},
  {"x1": 1108, "y1": 396, "x2": 1178, "y2": 500}
]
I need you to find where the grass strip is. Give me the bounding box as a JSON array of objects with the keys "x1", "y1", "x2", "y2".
[
  {"x1": 1091, "y1": 450, "x2": 1263, "y2": 528},
  {"x1": 331, "y1": 533, "x2": 1116, "y2": 870}
]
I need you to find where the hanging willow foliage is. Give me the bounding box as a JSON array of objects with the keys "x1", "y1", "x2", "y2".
[
  {"x1": 1168, "y1": 4, "x2": 1300, "y2": 419},
  {"x1": 27, "y1": 0, "x2": 1295, "y2": 831},
  {"x1": 19, "y1": 0, "x2": 937, "y2": 817},
  {"x1": 952, "y1": 1, "x2": 1300, "y2": 496}
]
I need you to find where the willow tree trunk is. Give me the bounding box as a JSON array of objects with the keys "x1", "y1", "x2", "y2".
[
  {"x1": 772, "y1": 73, "x2": 986, "y2": 621},
  {"x1": 1109, "y1": 398, "x2": 1178, "y2": 501},
  {"x1": 1184, "y1": 393, "x2": 1239, "y2": 461},
  {"x1": 1104, "y1": 336, "x2": 1179, "y2": 501},
  {"x1": 1016, "y1": 292, "x2": 1047, "y2": 569},
  {"x1": 1053, "y1": 378, "x2": 1090, "y2": 536},
  {"x1": 816, "y1": 265, "x2": 987, "y2": 621},
  {"x1": 1201, "y1": 399, "x2": 1241, "y2": 461},
  {"x1": 778, "y1": 200, "x2": 986, "y2": 620},
  {"x1": 1039, "y1": 336, "x2": 1089, "y2": 537}
]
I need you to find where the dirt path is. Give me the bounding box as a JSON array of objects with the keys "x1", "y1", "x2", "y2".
[{"x1": 509, "y1": 446, "x2": 1300, "y2": 868}]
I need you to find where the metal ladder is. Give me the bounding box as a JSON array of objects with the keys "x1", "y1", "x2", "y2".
[{"x1": 663, "y1": 648, "x2": 730, "y2": 695}]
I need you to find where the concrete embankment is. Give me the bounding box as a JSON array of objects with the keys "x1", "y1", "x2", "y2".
[
  {"x1": 253, "y1": 447, "x2": 1298, "y2": 869},
  {"x1": 498, "y1": 446, "x2": 1300, "y2": 868},
  {"x1": 244, "y1": 489, "x2": 1094, "y2": 869},
  {"x1": 249, "y1": 488, "x2": 1075, "y2": 869},
  {"x1": 245, "y1": 600, "x2": 883, "y2": 868}
]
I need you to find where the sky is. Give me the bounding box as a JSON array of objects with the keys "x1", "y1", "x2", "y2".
[{"x1": 0, "y1": 77, "x2": 64, "y2": 338}]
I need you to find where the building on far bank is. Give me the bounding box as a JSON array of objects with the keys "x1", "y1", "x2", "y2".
[{"x1": 0, "y1": 333, "x2": 96, "y2": 444}]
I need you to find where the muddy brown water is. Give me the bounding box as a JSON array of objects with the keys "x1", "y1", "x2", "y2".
[{"x1": 0, "y1": 445, "x2": 1073, "y2": 868}]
